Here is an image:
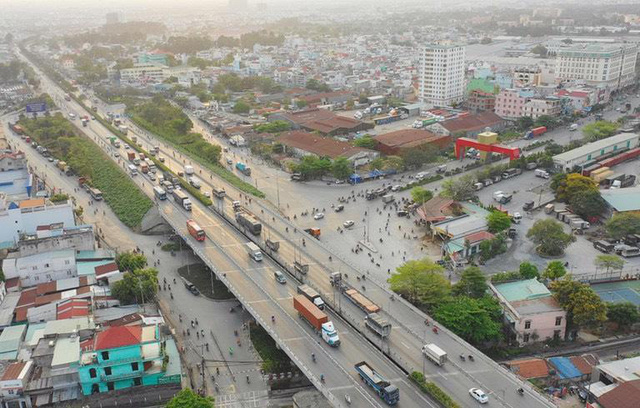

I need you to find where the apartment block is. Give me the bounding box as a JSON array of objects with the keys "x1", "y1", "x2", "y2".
[
  {"x1": 494, "y1": 88, "x2": 535, "y2": 119},
  {"x1": 418, "y1": 44, "x2": 466, "y2": 107},
  {"x1": 555, "y1": 43, "x2": 638, "y2": 91},
  {"x1": 522, "y1": 97, "x2": 563, "y2": 119}
]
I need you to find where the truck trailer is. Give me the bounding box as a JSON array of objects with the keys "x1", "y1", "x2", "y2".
[
  {"x1": 422, "y1": 343, "x2": 448, "y2": 366},
  {"x1": 354, "y1": 361, "x2": 399, "y2": 405},
  {"x1": 344, "y1": 288, "x2": 380, "y2": 314},
  {"x1": 365, "y1": 313, "x2": 392, "y2": 338},
  {"x1": 297, "y1": 284, "x2": 325, "y2": 310},
  {"x1": 293, "y1": 295, "x2": 340, "y2": 346}
]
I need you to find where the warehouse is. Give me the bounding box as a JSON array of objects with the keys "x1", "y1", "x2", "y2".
[{"x1": 552, "y1": 132, "x2": 640, "y2": 172}]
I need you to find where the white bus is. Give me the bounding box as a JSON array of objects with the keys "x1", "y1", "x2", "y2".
[
  {"x1": 128, "y1": 164, "x2": 138, "y2": 176},
  {"x1": 153, "y1": 186, "x2": 167, "y2": 200}
]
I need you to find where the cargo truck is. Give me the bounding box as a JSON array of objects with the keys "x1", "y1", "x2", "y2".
[
  {"x1": 118, "y1": 125, "x2": 128, "y2": 134},
  {"x1": 173, "y1": 189, "x2": 192, "y2": 211},
  {"x1": 140, "y1": 162, "x2": 149, "y2": 174},
  {"x1": 382, "y1": 194, "x2": 395, "y2": 204},
  {"x1": 213, "y1": 186, "x2": 226, "y2": 198},
  {"x1": 365, "y1": 313, "x2": 392, "y2": 338},
  {"x1": 344, "y1": 288, "x2": 380, "y2": 314},
  {"x1": 293, "y1": 295, "x2": 340, "y2": 347},
  {"x1": 523, "y1": 126, "x2": 547, "y2": 140},
  {"x1": 354, "y1": 361, "x2": 399, "y2": 405},
  {"x1": 535, "y1": 169, "x2": 550, "y2": 179},
  {"x1": 109, "y1": 137, "x2": 121, "y2": 148},
  {"x1": 236, "y1": 211, "x2": 262, "y2": 235},
  {"x1": 81, "y1": 117, "x2": 88, "y2": 127},
  {"x1": 422, "y1": 343, "x2": 448, "y2": 366},
  {"x1": 297, "y1": 284, "x2": 325, "y2": 310},
  {"x1": 127, "y1": 152, "x2": 136, "y2": 162},
  {"x1": 501, "y1": 168, "x2": 522, "y2": 179},
  {"x1": 245, "y1": 242, "x2": 263, "y2": 261},
  {"x1": 235, "y1": 162, "x2": 252, "y2": 176}
]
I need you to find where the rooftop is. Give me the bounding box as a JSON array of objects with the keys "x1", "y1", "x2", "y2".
[
  {"x1": 1, "y1": 360, "x2": 31, "y2": 381},
  {"x1": 52, "y1": 336, "x2": 80, "y2": 367},
  {"x1": 599, "y1": 379, "x2": 640, "y2": 408},
  {"x1": 279, "y1": 131, "x2": 373, "y2": 159},
  {"x1": 548, "y1": 356, "x2": 584, "y2": 379},
  {"x1": 511, "y1": 295, "x2": 564, "y2": 315},
  {"x1": 441, "y1": 111, "x2": 504, "y2": 133},
  {"x1": 95, "y1": 326, "x2": 142, "y2": 350},
  {"x1": 553, "y1": 133, "x2": 639, "y2": 163},
  {"x1": 43, "y1": 316, "x2": 95, "y2": 337},
  {"x1": 493, "y1": 279, "x2": 552, "y2": 302},
  {"x1": 0, "y1": 324, "x2": 26, "y2": 360},
  {"x1": 596, "y1": 356, "x2": 640, "y2": 382},
  {"x1": 601, "y1": 186, "x2": 640, "y2": 212},
  {"x1": 374, "y1": 129, "x2": 450, "y2": 148},
  {"x1": 506, "y1": 358, "x2": 551, "y2": 379}
]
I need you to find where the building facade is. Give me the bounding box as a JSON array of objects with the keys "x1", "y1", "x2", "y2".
[
  {"x1": 418, "y1": 44, "x2": 466, "y2": 107},
  {"x1": 555, "y1": 43, "x2": 638, "y2": 91},
  {"x1": 522, "y1": 97, "x2": 563, "y2": 119},
  {"x1": 3, "y1": 249, "x2": 77, "y2": 287},
  {"x1": 466, "y1": 90, "x2": 496, "y2": 113},
  {"x1": 494, "y1": 88, "x2": 535, "y2": 119}
]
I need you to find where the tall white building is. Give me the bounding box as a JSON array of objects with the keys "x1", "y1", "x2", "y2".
[
  {"x1": 555, "y1": 43, "x2": 638, "y2": 91},
  {"x1": 418, "y1": 44, "x2": 466, "y2": 107}
]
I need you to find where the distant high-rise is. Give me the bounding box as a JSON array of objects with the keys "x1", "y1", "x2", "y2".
[
  {"x1": 418, "y1": 44, "x2": 466, "y2": 107},
  {"x1": 105, "y1": 12, "x2": 122, "y2": 25},
  {"x1": 229, "y1": 0, "x2": 248, "y2": 9}
]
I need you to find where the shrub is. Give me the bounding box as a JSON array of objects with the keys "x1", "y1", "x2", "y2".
[{"x1": 409, "y1": 371, "x2": 460, "y2": 408}]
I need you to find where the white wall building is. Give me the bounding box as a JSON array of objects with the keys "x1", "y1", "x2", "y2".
[
  {"x1": 0, "y1": 198, "x2": 76, "y2": 244},
  {"x1": 418, "y1": 44, "x2": 466, "y2": 107},
  {"x1": 555, "y1": 43, "x2": 638, "y2": 91},
  {"x1": 3, "y1": 249, "x2": 77, "y2": 287},
  {"x1": 119, "y1": 63, "x2": 167, "y2": 83}
]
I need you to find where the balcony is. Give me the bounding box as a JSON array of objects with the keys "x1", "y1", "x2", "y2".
[{"x1": 100, "y1": 370, "x2": 143, "y2": 382}]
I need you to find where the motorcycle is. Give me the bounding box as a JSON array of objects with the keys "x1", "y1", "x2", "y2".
[
  {"x1": 459, "y1": 354, "x2": 466, "y2": 361},
  {"x1": 345, "y1": 395, "x2": 351, "y2": 405},
  {"x1": 517, "y1": 388, "x2": 525, "y2": 396},
  {"x1": 468, "y1": 355, "x2": 474, "y2": 362}
]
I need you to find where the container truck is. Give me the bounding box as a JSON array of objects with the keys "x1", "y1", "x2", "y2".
[
  {"x1": 365, "y1": 313, "x2": 392, "y2": 338},
  {"x1": 235, "y1": 162, "x2": 252, "y2": 176},
  {"x1": 245, "y1": 242, "x2": 263, "y2": 261},
  {"x1": 354, "y1": 361, "x2": 399, "y2": 405},
  {"x1": 297, "y1": 284, "x2": 325, "y2": 310},
  {"x1": 186, "y1": 219, "x2": 205, "y2": 241},
  {"x1": 523, "y1": 126, "x2": 547, "y2": 140},
  {"x1": 173, "y1": 189, "x2": 192, "y2": 211},
  {"x1": 422, "y1": 343, "x2": 447, "y2": 366},
  {"x1": 236, "y1": 211, "x2": 262, "y2": 235},
  {"x1": 127, "y1": 152, "x2": 136, "y2": 162},
  {"x1": 344, "y1": 288, "x2": 380, "y2": 314},
  {"x1": 293, "y1": 295, "x2": 340, "y2": 347}
]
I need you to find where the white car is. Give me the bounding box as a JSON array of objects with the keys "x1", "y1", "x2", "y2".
[
  {"x1": 343, "y1": 220, "x2": 355, "y2": 229},
  {"x1": 391, "y1": 185, "x2": 402, "y2": 192},
  {"x1": 314, "y1": 213, "x2": 325, "y2": 220},
  {"x1": 469, "y1": 388, "x2": 488, "y2": 404},
  {"x1": 204, "y1": 191, "x2": 211, "y2": 198}
]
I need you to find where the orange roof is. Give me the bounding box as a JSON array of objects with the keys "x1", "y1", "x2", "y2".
[
  {"x1": 57, "y1": 299, "x2": 90, "y2": 320},
  {"x1": 599, "y1": 379, "x2": 640, "y2": 408},
  {"x1": 95, "y1": 326, "x2": 142, "y2": 350},
  {"x1": 95, "y1": 262, "x2": 119, "y2": 277},
  {"x1": 507, "y1": 358, "x2": 550, "y2": 379},
  {"x1": 278, "y1": 131, "x2": 371, "y2": 159},
  {"x1": 570, "y1": 354, "x2": 598, "y2": 375},
  {"x1": 16, "y1": 288, "x2": 37, "y2": 307},
  {"x1": 1, "y1": 361, "x2": 28, "y2": 381},
  {"x1": 19, "y1": 198, "x2": 45, "y2": 209},
  {"x1": 374, "y1": 129, "x2": 450, "y2": 148}
]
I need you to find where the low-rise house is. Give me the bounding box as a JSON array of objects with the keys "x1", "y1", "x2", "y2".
[
  {"x1": 589, "y1": 356, "x2": 640, "y2": 408},
  {"x1": 466, "y1": 90, "x2": 496, "y2": 113},
  {"x1": 0, "y1": 197, "x2": 75, "y2": 244},
  {"x1": 373, "y1": 129, "x2": 451, "y2": 156},
  {"x1": 443, "y1": 230, "x2": 495, "y2": 265},
  {"x1": 490, "y1": 279, "x2": 566, "y2": 345},
  {"x1": 427, "y1": 111, "x2": 506, "y2": 137},
  {"x1": 504, "y1": 358, "x2": 551, "y2": 380},
  {"x1": 0, "y1": 324, "x2": 26, "y2": 360},
  {"x1": 269, "y1": 108, "x2": 373, "y2": 136},
  {"x1": 278, "y1": 131, "x2": 378, "y2": 166},
  {"x1": 522, "y1": 97, "x2": 563, "y2": 119},
  {"x1": 0, "y1": 360, "x2": 33, "y2": 408}
]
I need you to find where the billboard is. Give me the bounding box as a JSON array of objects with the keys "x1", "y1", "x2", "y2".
[{"x1": 26, "y1": 102, "x2": 47, "y2": 113}]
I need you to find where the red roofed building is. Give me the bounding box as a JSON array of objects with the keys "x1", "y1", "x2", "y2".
[
  {"x1": 94, "y1": 262, "x2": 121, "y2": 283},
  {"x1": 374, "y1": 129, "x2": 451, "y2": 155},
  {"x1": 0, "y1": 360, "x2": 33, "y2": 405},
  {"x1": 95, "y1": 326, "x2": 142, "y2": 350},
  {"x1": 598, "y1": 379, "x2": 640, "y2": 408},
  {"x1": 428, "y1": 111, "x2": 506, "y2": 137},
  {"x1": 57, "y1": 298, "x2": 90, "y2": 320},
  {"x1": 269, "y1": 108, "x2": 373, "y2": 136},
  {"x1": 278, "y1": 131, "x2": 378, "y2": 165},
  {"x1": 505, "y1": 358, "x2": 551, "y2": 379}
]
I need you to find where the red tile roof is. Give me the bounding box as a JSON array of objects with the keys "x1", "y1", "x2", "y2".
[
  {"x1": 16, "y1": 288, "x2": 37, "y2": 307},
  {"x1": 463, "y1": 231, "x2": 495, "y2": 244},
  {"x1": 507, "y1": 359, "x2": 551, "y2": 379},
  {"x1": 95, "y1": 326, "x2": 142, "y2": 350},
  {"x1": 95, "y1": 262, "x2": 119, "y2": 277},
  {"x1": 278, "y1": 131, "x2": 372, "y2": 159},
  {"x1": 14, "y1": 307, "x2": 29, "y2": 322},
  {"x1": 282, "y1": 108, "x2": 367, "y2": 135},
  {"x1": 417, "y1": 197, "x2": 460, "y2": 223},
  {"x1": 1, "y1": 361, "x2": 28, "y2": 381},
  {"x1": 441, "y1": 111, "x2": 504, "y2": 134},
  {"x1": 57, "y1": 299, "x2": 90, "y2": 320},
  {"x1": 374, "y1": 129, "x2": 450, "y2": 149},
  {"x1": 35, "y1": 293, "x2": 61, "y2": 307},
  {"x1": 107, "y1": 313, "x2": 143, "y2": 327},
  {"x1": 5, "y1": 278, "x2": 20, "y2": 290},
  {"x1": 36, "y1": 282, "x2": 57, "y2": 296},
  {"x1": 599, "y1": 379, "x2": 640, "y2": 408},
  {"x1": 570, "y1": 354, "x2": 598, "y2": 375}
]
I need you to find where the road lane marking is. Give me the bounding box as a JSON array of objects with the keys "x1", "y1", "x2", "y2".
[
  {"x1": 281, "y1": 336, "x2": 306, "y2": 342},
  {"x1": 400, "y1": 341, "x2": 411, "y2": 349}
]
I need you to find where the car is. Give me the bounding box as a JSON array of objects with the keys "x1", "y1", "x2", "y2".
[
  {"x1": 47, "y1": 157, "x2": 54, "y2": 162},
  {"x1": 158, "y1": 157, "x2": 165, "y2": 163},
  {"x1": 274, "y1": 270, "x2": 286, "y2": 284},
  {"x1": 113, "y1": 152, "x2": 120, "y2": 158},
  {"x1": 334, "y1": 204, "x2": 344, "y2": 212},
  {"x1": 314, "y1": 212, "x2": 325, "y2": 220},
  {"x1": 343, "y1": 220, "x2": 355, "y2": 229},
  {"x1": 469, "y1": 388, "x2": 488, "y2": 404},
  {"x1": 335, "y1": 179, "x2": 345, "y2": 184},
  {"x1": 91, "y1": 116, "x2": 96, "y2": 120},
  {"x1": 124, "y1": 145, "x2": 130, "y2": 150},
  {"x1": 148, "y1": 173, "x2": 156, "y2": 181},
  {"x1": 391, "y1": 185, "x2": 402, "y2": 192},
  {"x1": 226, "y1": 158, "x2": 233, "y2": 165},
  {"x1": 204, "y1": 191, "x2": 211, "y2": 198}
]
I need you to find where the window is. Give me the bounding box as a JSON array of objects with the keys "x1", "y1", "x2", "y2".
[
  {"x1": 104, "y1": 367, "x2": 112, "y2": 376},
  {"x1": 523, "y1": 333, "x2": 530, "y2": 342},
  {"x1": 89, "y1": 368, "x2": 97, "y2": 378},
  {"x1": 131, "y1": 362, "x2": 139, "y2": 371},
  {"x1": 524, "y1": 320, "x2": 531, "y2": 329},
  {"x1": 554, "y1": 330, "x2": 561, "y2": 340},
  {"x1": 65, "y1": 260, "x2": 70, "y2": 265},
  {"x1": 133, "y1": 377, "x2": 142, "y2": 386},
  {"x1": 101, "y1": 351, "x2": 110, "y2": 361},
  {"x1": 107, "y1": 382, "x2": 114, "y2": 391},
  {"x1": 555, "y1": 316, "x2": 563, "y2": 326}
]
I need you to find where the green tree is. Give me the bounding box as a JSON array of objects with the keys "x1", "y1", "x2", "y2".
[
  {"x1": 570, "y1": 189, "x2": 606, "y2": 219},
  {"x1": 606, "y1": 213, "x2": 640, "y2": 240},
  {"x1": 353, "y1": 135, "x2": 377, "y2": 149},
  {"x1": 410, "y1": 187, "x2": 433, "y2": 204},
  {"x1": 517, "y1": 116, "x2": 534, "y2": 130},
  {"x1": 582, "y1": 121, "x2": 620, "y2": 142},
  {"x1": 526, "y1": 219, "x2": 574, "y2": 256},
  {"x1": 550, "y1": 277, "x2": 607, "y2": 329},
  {"x1": 535, "y1": 115, "x2": 558, "y2": 129},
  {"x1": 440, "y1": 174, "x2": 476, "y2": 201},
  {"x1": 553, "y1": 173, "x2": 598, "y2": 203},
  {"x1": 402, "y1": 147, "x2": 436, "y2": 169},
  {"x1": 111, "y1": 268, "x2": 158, "y2": 305},
  {"x1": 519, "y1": 262, "x2": 539, "y2": 279},
  {"x1": 531, "y1": 44, "x2": 548, "y2": 56},
  {"x1": 486, "y1": 210, "x2": 511, "y2": 233},
  {"x1": 331, "y1": 157, "x2": 352, "y2": 180},
  {"x1": 388, "y1": 259, "x2": 451, "y2": 308},
  {"x1": 607, "y1": 302, "x2": 639, "y2": 327},
  {"x1": 542, "y1": 261, "x2": 567, "y2": 281},
  {"x1": 116, "y1": 251, "x2": 147, "y2": 272},
  {"x1": 433, "y1": 296, "x2": 503, "y2": 345},
  {"x1": 253, "y1": 121, "x2": 290, "y2": 133},
  {"x1": 595, "y1": 254, "x2": 625, "y2": 274},
  {"x1": 452, "y1": 267, "x2": 488, "y2": 298},
  {"x1": 166, "y1": 388, "x2": 214, "y2": 408},
  {"x1": 305, "y1": 78, "x2": 331, "y2": 92},
  {"x1": 233, "y1": 101, "x2": 251, "y2": 114}
]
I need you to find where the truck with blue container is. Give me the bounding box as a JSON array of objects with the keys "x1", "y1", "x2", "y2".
[
  {"x1": 354, "y1": 361, "x2": 399, "y2": 405},
  {"x1": 236, "y1": 162, "x2": 252, "y2": 176}
]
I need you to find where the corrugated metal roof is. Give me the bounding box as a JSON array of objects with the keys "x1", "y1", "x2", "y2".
[
  {"x1": 493, "y1": 279, "x2": 552, "y2": 302},
  {"x1": 52, "y1": 337, "x2": 80, "y2": 367},
  {"x1": 548, "y1": 357, "x2": 583, "y2": 379},
  {"x1": 553, "y1": 133, "x2": 639, "y2": 163},
  {"x1": 601, "y1": 186, "x2": 640, "y2": 212}
]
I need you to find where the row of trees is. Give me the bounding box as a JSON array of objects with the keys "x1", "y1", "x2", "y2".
[
  {"x1": 213, "y1": 73, "x2": 282, "y2": 95},
  {"x1": 215, "y1": 30, "x2": 285, "y2": 49},
  {"x1": 289, "y1": 156, "x2": 352, "y2": 180}
]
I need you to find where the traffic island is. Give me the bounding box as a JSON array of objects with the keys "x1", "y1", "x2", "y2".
[{"x1": 409, "y1": 371, "x2": 460, "y2": 408}]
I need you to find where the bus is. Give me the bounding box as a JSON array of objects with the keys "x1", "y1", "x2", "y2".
[
  {"x1": 89, "y1": 188, "x2": 103, "y2": 201},
  {"x1": 153, "y1": 186, "x2": 167, "y2": 200},
  {"x1": 128, "y1": 164, "x2": 138, "y2": 176},
  {"x1": 186, "y1": 219, "x2": 205, "y2": 241}
]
